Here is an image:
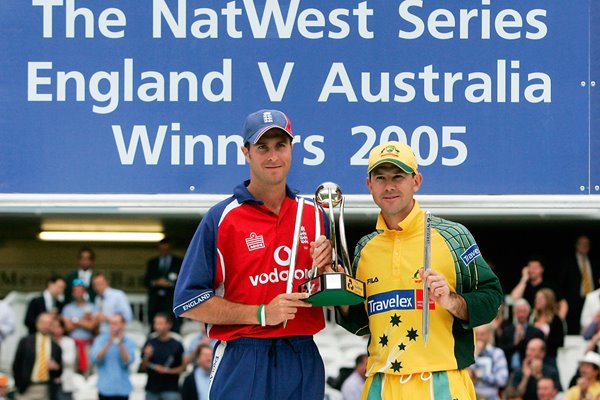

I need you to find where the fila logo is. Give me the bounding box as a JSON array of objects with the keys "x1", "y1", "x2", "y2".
[
  {"x1": 245, "y1": 232, "x2": 265, "y2": 251},
  {"x1": 263, "y1": 112, "x2": 273, "y2": 123},
  {"x1": 367, "y1": 277, "x2": 379, "y2": 284}
]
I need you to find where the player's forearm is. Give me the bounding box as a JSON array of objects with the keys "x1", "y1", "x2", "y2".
[
  {"x1": 442, "y1": 292, "x2": 468, "y2": 321},
  {"x1": 181, "y1": 296, "x2": 259, "y2": 325}
]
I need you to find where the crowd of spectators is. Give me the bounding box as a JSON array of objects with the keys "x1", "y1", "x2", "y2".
[
  {"x1": 0, "y1": 243, "x2": 212, "y2": 400},
  {"x1": 0, "y1": 234, "x2": 598, "y2": 400}
]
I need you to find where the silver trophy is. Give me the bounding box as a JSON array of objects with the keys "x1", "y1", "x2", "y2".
[{"x1": 297, "y1": 182, "x2": 365, "y2": 306}]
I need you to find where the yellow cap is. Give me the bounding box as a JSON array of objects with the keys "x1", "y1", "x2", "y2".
[{"x1": 367, "y1": 141, "x2": 418, "y2": 174}]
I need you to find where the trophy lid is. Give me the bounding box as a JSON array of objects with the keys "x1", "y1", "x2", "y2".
[{"x1": 315, "y1": 182, "x2": 342, "y2": 208}]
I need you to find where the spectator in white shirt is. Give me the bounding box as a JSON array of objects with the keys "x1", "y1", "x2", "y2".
[
  {"x1": 51, "y1": 318, "x2": 77, "y2": 400},
  {"x1": 92, "y1": 272, "x2": 132, "y2": 334},
  {"x1": 341, "y1": 354, "x2": 367, "y2": 400}
]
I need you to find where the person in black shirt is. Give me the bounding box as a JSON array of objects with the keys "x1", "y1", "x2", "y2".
[
  {"x1": 509, "y1": 257, "x2": 567, "y2": 321},
  {"x1": 141, "y1": 313, "x2": 185, "y2": 400}
]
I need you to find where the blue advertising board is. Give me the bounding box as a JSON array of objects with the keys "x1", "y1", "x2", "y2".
[{"x1": 0, "y1": 0, "x2": 597, "y2": 194}]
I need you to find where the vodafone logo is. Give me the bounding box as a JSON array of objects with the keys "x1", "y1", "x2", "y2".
[
  {"x1": 248, "y1": 245, "x2": 310, "y2": 286},
  {"x1": 249, "y1": 267, "x2": 311, "y2": 287},
  {"x1": 274, "y1": 245, "x2": 291, "y2": 266}
]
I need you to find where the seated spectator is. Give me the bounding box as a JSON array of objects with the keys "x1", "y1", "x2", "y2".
[
  {"x1": 497, "y1": 299, "x2": 545, "y2": 371},
  {"x1": 61, "y1": 278, "x2": 97, "y2": 374},
  {"x1": 90, "y1": 314, "x2": 136, "y2": 400},
  {"x1": 506, "y1": 338, "x2": 561, "y2": 400},
  {"x1": 341, "y1": 354, "x2": 367, "y2": 400},
  {"x1": 92, "y1": 272, "x2": 132, "y2": 334},
  {"x1": 581, "y1": 289, "x2": 600, "y2": 336},
  {"x1": 12, "y1": 313, "x2": 63, "y2": 400},
  {"x1": 51, "y1": 318, "x2": 76, "y2": 400},
  {"x1": 502, "y1": 386, "x2": 523, "y2": 400},
  {"x1": 583, "y1": 315, "x2": 600, "y2": 354},
  {"x1": 468, "y1": 323, "x2": 508, "y2": 400},
  {"x1": 563, "y1": 351, "x2": 600, "y2": 400},
  {"x1": 181, "y1": 343, "x2": 213, "y2": 400},
  {"x1": 141, "y1": 313, "x2": 185, "y2": 400},
  {"x1": 536, "y1": 376, "x2": 558, "y2": 400},
  {"x1": 24, "y1": 275, "x2": 65, "y2": 334},
  {"x1": 530, "y1": 288, "x2": 565, "y2": 370},
  {"x1": 182, "y1": 325, "x2": 215, "y2": 367},
  {"x1": 509, "y1": 257, "x2": 567, "y2": 320}
]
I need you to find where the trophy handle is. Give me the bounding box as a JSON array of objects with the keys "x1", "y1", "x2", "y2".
[{"x1": 338, "y1": 197, "x2": 351, "y2": 275}]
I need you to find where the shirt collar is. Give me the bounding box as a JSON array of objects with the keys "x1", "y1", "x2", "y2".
[
  {"x1": 375, "y1": 200, "x2": 422, "y2": 232},
  {"x1": 233, "y1": 180, "x2": 298, "y2": 204}
]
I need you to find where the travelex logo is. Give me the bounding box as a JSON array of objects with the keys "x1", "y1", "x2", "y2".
[
  {"x1": 460, "y1": 244, "x2": 481, "y2": 265},
  {"x1": 367, "y1": 290, "x2": 433, "y2": 316},
  {"x1": 249, "y1": 267, "x2": 311, "y2": 287}
]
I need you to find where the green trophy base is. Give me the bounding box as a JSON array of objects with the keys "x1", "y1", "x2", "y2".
[{"x1": 298, "y1": 272, "x2": 365, "y2": 306}]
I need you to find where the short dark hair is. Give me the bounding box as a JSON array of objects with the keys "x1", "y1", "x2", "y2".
[
  {"x1": 355, "y1": 354, "x2": 367, "y2": 367},
  {"x1": 159, "y1": 237, "x2": 172, "y2": 245},
  {"x1": 526, "y1": 255, "x2": 546, "y2": 267},
  {"x1": 92, "y1": 271, "x2": 107, "y2": 281},
  {"x1": 47, "y1": 274, "x2": 64, "y2": 285},
  {"x1": 195, "y1": 343, "x2": 212, "y2": 359},
  {"x1": 78, "y1": 247, "x2": 95, "y2": 260},
  {"x1": 537, "y1": 376, "x2": 557, "y2": 389},
  {"x1": 154, "y1": 312, "x2": 173, "y2": 325}
]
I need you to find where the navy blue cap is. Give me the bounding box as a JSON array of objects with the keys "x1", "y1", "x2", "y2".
[{"x1": 242, "y1": 109, "x2": 293, "y2": 145}]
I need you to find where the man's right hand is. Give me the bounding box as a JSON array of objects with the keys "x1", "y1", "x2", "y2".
[{"x1": 264, "y1": 293, "x2": 312, "y2": 326}]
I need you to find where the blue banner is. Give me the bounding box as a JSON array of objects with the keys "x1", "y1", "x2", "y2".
[{"x1": 0, "y1": 0, "x2": 595, "y2": 194}]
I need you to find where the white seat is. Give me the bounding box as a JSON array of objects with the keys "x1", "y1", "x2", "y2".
[
  {"x1": 127, "y1": 331, "x2": 148, "y2": 349},
  {"x1": 73, "y1": 374, "x2": 98, "y2": 400},
  {"x1": 125, "y1": 319, "x2": 147, "y2": 334},
  {"x1": 557, "y1": 335, "x2": 588, "y2": 390},
  {"x1": 129, "y1": 348, "x2": 142, "y2": 373},
  {"x1": 0, "y1": 332, "x2": 21, "y2": 373},
  {"x1": 130, "y1": 372, "x2": 148, "y2": 390},
  {"x1": 180, "y1": 320, "x2": 203, "y2": 336}
]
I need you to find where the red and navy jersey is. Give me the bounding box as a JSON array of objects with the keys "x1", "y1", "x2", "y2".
[{"x1": 173, "y1": 181, "x2": 326, "y2": 341}]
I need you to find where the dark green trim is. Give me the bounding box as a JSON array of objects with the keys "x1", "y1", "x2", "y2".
[{"x1": 366, "y1": 373, "x2": 383, "y2": 400}]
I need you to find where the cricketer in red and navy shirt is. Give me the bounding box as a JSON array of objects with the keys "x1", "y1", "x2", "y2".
[
  {"x1": 173, "y1": 180, "x2": 327, "y2": 340},
  {"x1": 173, "y1": 109, "x2": 331, "y2": 400}
]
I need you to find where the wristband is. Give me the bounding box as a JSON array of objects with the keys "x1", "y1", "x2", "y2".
[{"x1": 257, "y1": 304, "x2": 266, "y2": 327}]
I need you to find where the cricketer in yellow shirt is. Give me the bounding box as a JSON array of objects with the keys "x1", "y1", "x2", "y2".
[{"x1": 336, "y1": 141, "x2": 503, "y2": 400}]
